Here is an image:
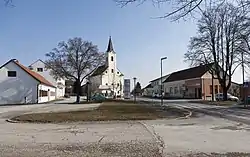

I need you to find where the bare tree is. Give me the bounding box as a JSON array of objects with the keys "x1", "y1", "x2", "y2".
[
  {"x1": 45, "y1": 37, "x2": 105, "y2": 103},
  {"x1": 114, "y1": 0, "x2": 250, "y2": 20},
  {"x1": 184, "y1": 3, "x2": 250, "y2": 100}
]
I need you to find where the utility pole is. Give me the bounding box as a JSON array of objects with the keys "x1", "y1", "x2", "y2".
[
  {"x1": 133, "y1": 77, "x2": 137, "y2": 103},
  {"x1": 160, "y1": 57, "x2": 167, "y2": 106}
]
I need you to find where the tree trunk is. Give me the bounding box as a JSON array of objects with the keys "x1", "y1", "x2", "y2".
[
  {"x1": 75, "y1": 79, "x2": 81, "y2": 103},
  {"x1": 222, "y1": 84, "x2": 228, "y2": 101}
]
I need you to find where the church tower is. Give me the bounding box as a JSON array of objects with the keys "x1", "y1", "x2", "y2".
[
  {"x1": 106, "y1": 36, "x2": 116, "y2": 74},
  {"x1": 105, "y1": 36, "x2": 118, "y2": 96}
]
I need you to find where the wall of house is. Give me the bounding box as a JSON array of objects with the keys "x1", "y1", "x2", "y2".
[
  {"x1": 29, "y1": 60, "x2": 65, "y2": 98},
  {"x1": 164, "y1": 80, "x2": 185, "y2": 98},
  {"x1": 38, "y1": 84, "x2": 56, "y2": 103},
  {"x1": 143, "y1": 88, "x2": 154, "y2": 96},
  {"x1": 0, "y1": 61, "x2": 39, "y2": 104},
  {"x1": 150, "y1": 76, "x2": 169, "y2": 95}
]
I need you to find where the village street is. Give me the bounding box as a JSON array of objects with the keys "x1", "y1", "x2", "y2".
[{"x1": 0, "y1": 98, "x2": 249, "y2": 156}]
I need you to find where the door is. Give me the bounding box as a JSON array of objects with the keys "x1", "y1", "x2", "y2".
[
  {"x1": 198, "y1": 88, "x2": 202, "y2": 99},
  {"x1": 195, "y1": 88, "x2": 197, "y2": 99}
]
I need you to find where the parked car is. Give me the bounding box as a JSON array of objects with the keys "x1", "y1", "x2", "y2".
[
  {"x1": 215, "y1": 93, "x2": 239, "y2": 101},
  {"x1": 91, "y1": 93, "x2": 106, "y2": 102}
]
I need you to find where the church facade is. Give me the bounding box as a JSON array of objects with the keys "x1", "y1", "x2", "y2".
[{"x1": 89, "y1": 37, "x2": 124, "y2": 98}]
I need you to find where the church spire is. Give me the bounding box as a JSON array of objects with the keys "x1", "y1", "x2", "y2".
[{"x1": 106, "y1": 36, "x2": 114, "y2": 52}]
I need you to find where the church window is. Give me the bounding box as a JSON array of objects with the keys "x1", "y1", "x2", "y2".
[
  {"x1": 111, "y1": 69, "x2": 114, "y2": 73},
  {"x1": 111, "y1": 56, "x2": 114, "y2": 61}
]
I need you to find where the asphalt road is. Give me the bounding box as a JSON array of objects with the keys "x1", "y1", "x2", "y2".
[{"x1": 138, "y1": 97, "x2": 250, "y2": 124}]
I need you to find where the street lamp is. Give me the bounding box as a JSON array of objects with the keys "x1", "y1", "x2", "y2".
[
  {"x1": 133, "y1": 77, "x2": 137, "y2": 103},
  {"x1": 161, "y1": 57, "x2": 167, "y2": 106}
]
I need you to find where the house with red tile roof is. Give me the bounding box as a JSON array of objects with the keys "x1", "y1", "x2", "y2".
[{"x1": 0, "y1": 59, "x2": 56, "y2": 104}]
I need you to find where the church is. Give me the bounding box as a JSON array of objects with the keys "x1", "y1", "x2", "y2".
[{"x1": 89, "y1": 37, "x2": 124, "y2": 98}]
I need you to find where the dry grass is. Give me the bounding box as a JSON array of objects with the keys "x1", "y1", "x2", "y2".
[
  {"x1": 11, "y1": 102, "x2": 187, "y2": 123},
  {"x1": 189, "y1": 100, "x2": 236, "y2": 106}
]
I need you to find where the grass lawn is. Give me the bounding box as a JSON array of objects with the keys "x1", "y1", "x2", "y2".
[
  {"x1": 10, "y1": 102, "x2": 188, "y2": 123},
  {"x1": 189, "y1": 100, "x2": 237, "y2": 106}
]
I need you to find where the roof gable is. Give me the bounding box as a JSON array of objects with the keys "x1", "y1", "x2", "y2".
[
  {"x1": 164, "y1": 63, "x2": 213, "y2": 83},
  {"x1": 0, "y1": 59, "x2": 55, "y2": 87},
  {"x1": 91, "y1": 65, "x2": 108, "y2": 77}
]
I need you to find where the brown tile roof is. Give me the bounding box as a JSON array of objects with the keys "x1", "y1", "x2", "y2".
[
  {"x1": 164, "y1": 63, "x2": 214, "y2": 83},
  {"x1": 91, "y1": 65, "x2": 108, "y2": 77},
  {"x1": 14, "y1": 60, "x2": 55, "y2": 87}
]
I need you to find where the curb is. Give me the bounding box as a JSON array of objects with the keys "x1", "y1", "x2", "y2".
[
  {"x1": 139, "y1": 122, "x2": 165, "y2": 155},
  {"x1": 191, "y1": 108, "x2": 250, "y2": 125},
  {"x1": 6, "y1": 119, "x2": 20, "y2": 123},
  {"x1": 173, "y1": 106, "x2": 192, "y2": 120}
]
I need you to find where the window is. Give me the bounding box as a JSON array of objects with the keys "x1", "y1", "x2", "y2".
[
  {"x1": 174, "y1": 87, "x2": 178, "y2": 94},
  {"x1": 8, "y1": 71, "x2": 16, "y2": 77},
  {"x1": 118, "y1": 91, "x2": 119, "y2": 94},
  {"x1": 209, "y1": 85, "x2": 213, "y2": 94},
  {"x1": 117, "y1": 72, "x2": 119, "y2": 74},
  {"x1": 106, "y1": 71, "x2": 108, "y2": 73},
  {"x1": 106, "y1": 83, "x2": 108, "y2": 86},
  {"x1": 169, "y1": 87, "x2": 173, "y2": 94},
  {"x1": 39, "y1": 90, "x2": 48, "y2": 97},
  {"x1": 111, "y1": 56, "x2": 114, "y2": 61},
  {"x1": 111, "y1": 69, "x2": 114, "y2": 73},
  {"x1": 215, "y1": 85, "x2": 218, "y2": 94},
  {"x1": 117, "y1": 83, "x2": 119, "y2": 86},
  {"x1": 37, "y1": 68, "x2": 43, "y2": 72}
]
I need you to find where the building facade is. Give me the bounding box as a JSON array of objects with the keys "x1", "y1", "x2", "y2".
[
  {"x1": 89, "y1": 37, "x2": 124, "y2": 97},
  {"x1": 0, "y1": 59, "x2": 56, "y2": 104},
  {"x1": 146, "y1": 63, "x2": 240, "y2": 100},
  {"x1": 28, "y1": 59, "x2": 65, "y2": 98}
]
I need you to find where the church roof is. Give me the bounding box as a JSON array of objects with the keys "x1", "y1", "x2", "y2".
[
  {"x1": 91, "y1": 65, "x2": 108, "y2": 77},
  {"x1": 106, "y1": 36, "x2": 114, "y2": 52}
]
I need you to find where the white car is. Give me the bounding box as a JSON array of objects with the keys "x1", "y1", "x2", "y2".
[{"x1": 215, "y1": 93, "x2": 239, "y2": 101}]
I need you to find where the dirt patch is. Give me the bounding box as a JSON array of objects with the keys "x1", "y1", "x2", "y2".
[{"x1": 10, "y1": 102, "x2": 188, "y2": 123}]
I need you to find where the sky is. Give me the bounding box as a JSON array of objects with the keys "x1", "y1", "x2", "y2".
[{"x1": 0, "y1": 0, "x2": 244, "y2": 87}]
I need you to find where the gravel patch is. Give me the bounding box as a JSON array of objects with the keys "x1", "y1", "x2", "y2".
[
  {"x1": 0, "y1": 141, "x2": 161, "y2": 157},
  {"x1": 166, "y1": 152, "x2": 250, "y2": 157}
]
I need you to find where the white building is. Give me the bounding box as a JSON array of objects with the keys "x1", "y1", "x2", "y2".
[
  {"x1": 28, "y1": 59, "x2": 65, "y2": 98},
  {"x1": 0, "y1": 59, "x2": 56, "y2": 104},
  {"x1": 149, "y1": 74, "x2": 170, "y2": 96},
  {"x1": 89, "y1": 37, "x2": 124, "y2": 97}
]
